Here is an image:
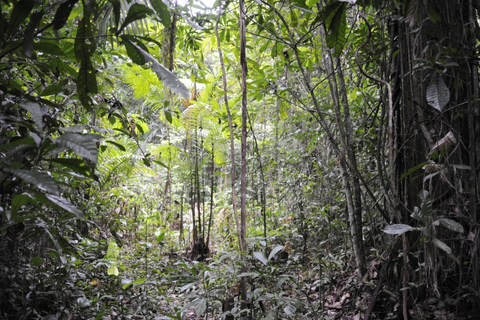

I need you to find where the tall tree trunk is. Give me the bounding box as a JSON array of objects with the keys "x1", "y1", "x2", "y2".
[
  {"x1": 261, "y1": 0, "x2": 368, "y2": 277},
  {"x1": 239, "y1": 0, "x2": 249, "y2": 312},
  {"x1": 335, "y1": 56, "x2": 368, "y2": 276},
  {"x1": 388, "y1": 0, "x2": 480, "y2": 313},
  {"x1": 206, "y1": 144, "x2": 215, "y2": 248},
  {"x1": 239, "y1": 0, "x2": 248, "y2": 255},
  {"x1": 318, "y1": 23, "x2": 367, "y2": 277},
  {"x1": 214, "y1": 6, "x2": 242, "y2": 249}
]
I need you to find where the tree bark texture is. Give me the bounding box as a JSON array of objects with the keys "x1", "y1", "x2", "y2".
[{"x1": 389, "y1": 0, "x2": 480, "y2": 311}]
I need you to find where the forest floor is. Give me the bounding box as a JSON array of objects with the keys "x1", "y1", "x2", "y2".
[{"x1": 0, "y1": 229, "x2": 470, "y2": 319}]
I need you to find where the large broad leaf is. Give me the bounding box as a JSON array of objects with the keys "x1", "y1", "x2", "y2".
[
  {"x1": 438, "y1": 218, "x2": 464, "y2": 233},
  {"x1": 47, "y1": 158, "x2": 91, "y2": 177},
  {"x1": 253, "y1": 251, "x2": 268, "y2": 266},
  {"x1": 107, "y1": 263, "x2": 119, "y2": 276},
  {"x1": 105, "y1": 240, "x2": 120, "y2": 275},
  {"x1": 117, "y1": 4, "x2": 153, "y2": 35},
  {"x1": 20, "y1": 102, "x2": 44, "y2": 131},
  {"x1": 105, "y1": 240, "x2": 120, "y2": 260},
  {"x1": 77, "y1": 56, "x2": 97, "y2": 109},
  {"x1": 383, "y1": 224, "x2": 414, "y2": 235},
  {"x1": 53, "y1": 0, "x2": 79, "y2": 31},
  {"x1": 53, "y1": 133, "x2": 101, "y2": 163},
  {"x1": 426, "y1": 73, "x2": 450, "y2": 112},
  {"x1": 105, "y1": 140, "x2": 126, "y2": 152},
  {"x1": 124, "y1": 40, "x2": 190, "y2": 99},
  {"x1": 108, "y1": 0, "x2": 121, "y2": 26},
  {"x1": 195, "y1": 298, "x2": 207, "y2": 317},
  {"x1": 122, "y1": 277, "x2": 146, "y2": 290},
  {"x1": 325, "y1": 2, "x2": 346, "y2": 56},
  {"x1": 432, "y1": 237, "x2": 451, "y2": 255},
  {"x1": 121, "y1": 35, "x2": 148, "y2": 64},
  {"x1": 41, "y1": 85, "x2": 64, "y2": 96},
  {"x1": 284, "y1": 304, "x2": 296, "y2": 316},
  {"x1": 149, "y1": 0, "x2": 171, "y2": 28},
  {"x1": 75, "y1": 17, "x2": 98, "y2": 109},
  {"x1": 46, "y1": 194, "x2": 84, "y2": 219},
  {"x1": 11, "y1": 193, "x2": 34, "y2": 219},
  {"x1": 7, "y1": 0, "x2": 34, "y2": 35},
  {"x1": 268, "y1": 245, "x2": 285, "y2": 262},
  {"x1": 5, "y1": 168, "x2": 59, "y2": 195}
]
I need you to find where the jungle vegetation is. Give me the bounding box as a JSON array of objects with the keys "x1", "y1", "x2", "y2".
[{"x1": 0, "y1": 0, "x2": 479, "y2": 319}]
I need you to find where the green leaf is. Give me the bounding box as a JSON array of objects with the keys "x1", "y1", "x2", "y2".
[
  {"x1": 7, "y1": 0, "x2": 34, "y2": 35},
  {"x1": 150, "y1": 0, "x2": 171, "y2": 28},
  {"x1": 41, "y1": 85, "x2": 64, "y2": 96},
  {"x1": 77, "y1": 58, "x2": 97, "y2": 109},
  {"x1": 122, "y1": 35, "x2": 146, "y2": 64},
  {"x1": 0, "y1": 137, "x2": 35, "y2": 153},
  {"x1": 157, "y1": 231, "x2": 165, "y2": 243},
  {"x1": 326, "y1": 2, "x2": 346, "y2": 56},
  {"x1": 105, "y1": 140, "x2": 126, "y2": 151},
  {"x1": 194, "y1": 298, "x2": 207, "y2": 316},
  {"x1": 268, "y1": 245, "x2": 285, "y2": 262},
  {"x1": 53, "y1": 133, "x2": 101, "y2": 163},
  {"x1": 46, "y1": 194, "x2": 84, "y2": 219},
  {"x1": 400, "y1": 161, "x2": 430, "y2": 180},
  {"x1": 438, "y1": 218, "x2": 464, "y2": 233},
  {"x1": 108, "y1": 264, "x2": 119, "y2": 276},
  {"x1": 135, "y1": 123, "x2": 145, "y2": 135},
  {"x1": 11, "y1": 193, "x2": 33, "y2": 218},
  {"x1": 315, "y1": 1, "x2": 342, "y2": 25},
  {"x1": 30, "y1": 132, "x2": 41, "y2": 147},
  {"x1": 105, "y1": 240, "x2": 120, "y2": 260},
  {"x1": 117, "y1": 4, "x2": 153, "y2": 35},
  {"x1": 383, "y1": 224, "x2": 415, "y2": 235},
  {"x1": 75, "y1": 17, "x2": 97, "y2": 109},
  {"x1": 108, "y1": 0, "x2": 121, "y2": 27},
  {"x1": 122, "y1": 277, "x2": 146, "y2": 290},
  {"x1": 142, "y1": 157, "x2": 151, "y2": 167},
  {"x1": 20, "y1": 102, "x2": 44, "y2": 131},
  {"x1": 34, "y1": 42, "x2": 64, "y2": 56},
  {"x1": 47, "y1": 158, "x2": 91, "y2": 177},
  {"x1": 164, "y1": 110, "x2": 173, "y2": 124},
  {"x1": 432, "y1": 237, "x2": 451, "y2": 254},
  {"x1": 284, "y1": 304, "x2": 296, "y2": 316},
  {"x1": 123, "y1": 40, "x2": 190, "y2": 99},
  {"x1": 426, "y1": 73, "x2": 450, "y2": 112},
  {"x1": 5, "y1": 168, "x2": 59, "y2": 195},
  {"x1": 53, "y1": 0, "x2": 79, "y2": 31},
  {"x1": 253, "y1": 251, "x2": 268, "y2": 265},
  {"x1": 32, "y1": 256, "x2": 43, "y2": 266},
  {"x1": 153, "y1": 159, "x2": 169, "y2": 169}
]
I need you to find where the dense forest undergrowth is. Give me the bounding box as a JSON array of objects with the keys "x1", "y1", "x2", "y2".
[{"x1": 1, "y1": 0, "x2": 479, "y2": 319}]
